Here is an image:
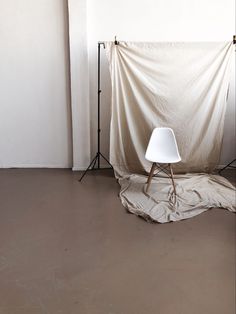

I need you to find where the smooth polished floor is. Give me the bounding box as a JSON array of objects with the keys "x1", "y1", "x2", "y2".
[{"x1": 0, "y1": 168, "x2": 235, "y2": 314}]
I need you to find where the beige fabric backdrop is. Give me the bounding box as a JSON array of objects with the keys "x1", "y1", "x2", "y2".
[
  {"x1": 105, "y1": 42, "x2": 234, "y2": 176},
  {"x1": 119, "y1": 173, "x2": 235, "y2": 223},
  {"x1": 105, "y1": 42, "x2": 235, "y2": 223}
]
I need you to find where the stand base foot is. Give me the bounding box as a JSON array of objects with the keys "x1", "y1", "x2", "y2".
[{"x1": 78, "y1": 152, "x2": 113, "y2": 182}]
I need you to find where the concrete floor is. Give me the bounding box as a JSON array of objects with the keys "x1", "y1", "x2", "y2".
[{"x1": 0, "y1": 169, "x2": 235, "y2": 314}]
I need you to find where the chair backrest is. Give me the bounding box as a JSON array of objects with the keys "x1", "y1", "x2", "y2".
[{"x1": 145, "y1": 127, "x2": 181, "y2": 163}]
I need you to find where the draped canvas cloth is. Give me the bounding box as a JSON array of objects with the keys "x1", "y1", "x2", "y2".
[
  {"x1": 105, "y1": 42, "x2": 234, "y2": 175},
  {"x1": 119, "y1": 173, "x2": 235, "y2": 223},
  {"x1": 105, "y1": 42, "x2": 235, "y2": 223}
]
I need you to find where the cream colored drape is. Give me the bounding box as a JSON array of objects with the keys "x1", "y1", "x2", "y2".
[
  {"x1": 105, "y1": 42, "x2": 235, "y2": 223},
  {"x1": 105, "y1": 42, "x2": 234, "y2": 176}
]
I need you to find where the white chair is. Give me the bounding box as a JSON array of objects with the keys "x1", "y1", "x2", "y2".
[{"x1": 145, "y1": 127, "x2": 181, "y2": 194}]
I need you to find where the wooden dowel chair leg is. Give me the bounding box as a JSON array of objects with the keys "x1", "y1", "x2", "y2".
[
  {"x1": 169, "y1": 163, "x2": 176, "y2": 198},
  {"x1": 146, "y1": 162, "x2": 156, "y2": 192}
]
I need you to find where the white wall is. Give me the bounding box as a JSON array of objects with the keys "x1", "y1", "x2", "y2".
[
  {"x1": 68, "y1": 0, "x2": 90, "y2": 170},
  {"x1": 87, "y1": 0, "x2": 235, "y2": 166},
  {"x1": 0, "y1": 0, "x2": 235, "y2": 169},
  {"x1": 0, "y1": 0, "x2": 72, "y2": 168}
]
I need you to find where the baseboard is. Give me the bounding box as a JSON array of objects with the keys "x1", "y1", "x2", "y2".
[
  {"x1": 72, "y1": 164, "x2": 112, "y2": 171},
  {"x1": 0, "y1": 164, "x2": 71, "y2": 169},
  {"x1": 2, "y1": 164, "x2": 233, "y2": 171},
  {"x1": 0, "y1": 163, "x2": 111, "y2": 171}
]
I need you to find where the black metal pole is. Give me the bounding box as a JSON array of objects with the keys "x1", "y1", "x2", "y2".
[{"x1": 97, "y1": 42, "x2": 101, "y2": 168}]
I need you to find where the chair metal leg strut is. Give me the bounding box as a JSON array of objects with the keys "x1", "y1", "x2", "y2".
[{"x1": 146, "y1": 162, "x2": 177, "y2": 200}]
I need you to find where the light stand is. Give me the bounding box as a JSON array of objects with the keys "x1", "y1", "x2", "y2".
[{"x1": 79, "y1": 42, "x2": 113, "y2": 182}]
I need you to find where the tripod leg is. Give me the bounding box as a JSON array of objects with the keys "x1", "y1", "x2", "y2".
[
  {"x1": 100, "y1": 152, "x2": 113, "y2": 168},
  {"x1": 91, "y1": 153, "x2": 99, "y2": 169},
  {"x1": 78, "y1": 155, "x2": 98, "y2": 182},
  {"x1": 219, "y1": 158, "x2": 236, "y2": 174}
]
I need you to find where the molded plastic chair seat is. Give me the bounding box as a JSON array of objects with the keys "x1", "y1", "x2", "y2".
[
  {"x1": 145, "y1": 128, "x2": 181, "y2": 164},
  {"x1": 145, "y1": 127, "x2": 181, "y2": 195}
]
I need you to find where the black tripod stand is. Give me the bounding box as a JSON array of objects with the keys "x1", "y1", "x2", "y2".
[{"x1": 79, "y1": 42, "x2": 113, "y2": 182}]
